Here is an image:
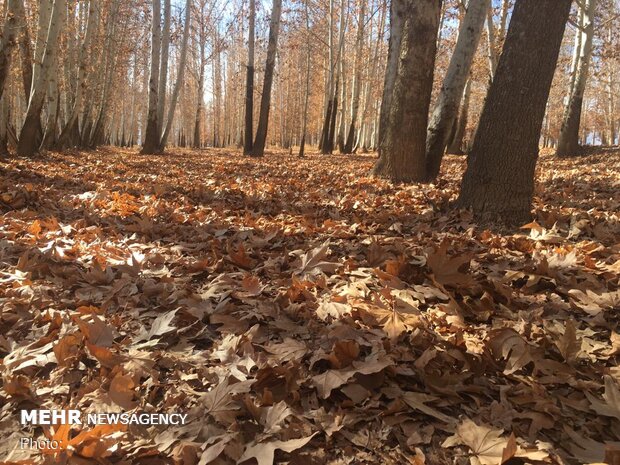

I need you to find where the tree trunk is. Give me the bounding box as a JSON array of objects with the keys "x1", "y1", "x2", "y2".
[
  {"x1": 243, "y1": 0, "x2": 256, "y2": 155},
  {"x1": 377, "y1": 0, "x2": 406, "y2": 153},
  {"x1": 142, "y1": 0, "x2": 162, "y2": 154},
  {"x1": 457, "y1": 0, "x2": 572, "y2": 223},
  {"x1": 159, "y1": 0, "x2": 190, "y2": 150},
  {"x1": 17, "y1": 0, "x2": 66, "y2": 157},
  {"x1": 56, "y1": 0, "x2": 99, "y2": 149},
  {"x1": 0, "y1": 0, "x2": 23, "y2": 101},
  {"x1": 335, "y1": 0, "x2": 347, "y2": 154},
  {"x1": 31, "y1": 0, "x2": 53, "y2": 94},
  {"x1": 425, "y1": 0, "x2": 489, "y2": 181},
  {"x1": 373, "y1": 0, "x2": 442, "y2": 182},
  {"x1": 212, "y1": 29, "x2": 222, "y2": 147},
  {"x1": 16, "y1": 0, "x2": 31, "y2": 99},
  {"x1": 193, "y1": 5, "x2": 207, "y2": 149},
  {"x1": 447, "y1": 76, "x2": 472, "y2": 154},
  {"x1": 251, "y1": 0, "x2": 282, "y2": 157},
  {"x1": 485, "y1": 3, "x2": 498, "y2": 81},
  {"x1": 299, "y1": 0, "x2": 311, "y2": 158},
  {"x1": 0, "y1": 95, "x2": 8, "y2": 155},
  {"x1": 88, "y1": 0, "x2": 123, "y2": 148},
  {"x1": 343, "y1": 0, "x2": 365, "y2": 154},
  {"x1": 157, "y1": 0, "x2": 171, "y2": 136},
  {"x1": 319, "y1": 0, "x2": 336, "y2": 154},
  {"x1": 41, "y1": 52, "x2": 60, "y2": 150},
  {"x1": 556, "y1": 0, "x2": 596, "y2": 157}
]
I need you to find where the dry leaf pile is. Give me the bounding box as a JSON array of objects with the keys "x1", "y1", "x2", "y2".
[{"x1": 0, "y1": 147, "x2": 619, "y2": 465}]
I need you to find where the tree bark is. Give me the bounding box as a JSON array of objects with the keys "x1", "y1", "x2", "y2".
[
  {"x1": 142, "y1": 0, "x2": 162, "y2": 154},
  {"x1": 377, "y1": 0, "x2": 406, "y2": 153},
  {"x1": 373, "y1": 0, "x2": 442, "y2": 182},
  {"x1": 447, "y1": 75, "x2": 472, "y2": 154},
  {"x1": 193, "y1": 2, "x2": 207, "y2": 148},
  {"x1": 425, "y1": 0, "x2": 489, "y2": 181},
  {"x1": 16, "y1": 0, "x2": 66, "y2": 157},
  {"x1": 16, "y1": 0, "x2": 32, "y2": 100},
  {"x1": 41, "y1": 51, "x2": 60, "y2": 150},
  {"x1": 159, "y1": 0, "x2": 191, "y2": 150},
  {"x1": 251, "y1": 0, "x2": 282, "y2": 157},
  {"x1": 299, "y1": 0, "x2": 311, "y2": 158},
  {"x1": 56, "y1": 0, "x2": 99, "y2": 149},
  {"x1": 557, "y1": 0, "x2": 596, "y2": 157},
  {"x1": 0, "y1": 0, "x2": 23, "y2": 101},
  {"x1": 243, "y1": 0, "x2": 256, "y2": 154},
  {"x1": 343, "y1": 0, "x2": 365, "y2": 154},
  {"x1": 457, "y1": 0, "x2": 572, "y2": 223},
  {"x1": 485, "y1": 3, "x2": 498, "y2": 81},
  {"x1": 319, "y1": 0, "x2": 336, "y2": 153},
  {"x1": 157, "y1": 0, "x2": 171, "y2": 136}
]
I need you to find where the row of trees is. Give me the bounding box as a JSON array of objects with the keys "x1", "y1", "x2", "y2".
[{"x1": 0, "y1": 0, "x2": 618, "y2": 220}]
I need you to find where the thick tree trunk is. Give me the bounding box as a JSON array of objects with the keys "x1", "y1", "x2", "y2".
[
  {"x1": 457, "y1": 0, "x2": 572, "y2": 223},
  {"x1": 425, "y1": 0, "x2": 489, "y2": 181},
  {"x1": 373, "y1": 0, "x2": 441, "y2": 182},
  {"x1": 377, "y1": 0, "x2": 406, "y2": 153},
  {"x1": 17, "y1": 0, "x2": 66, "y2": 157},
  {"x1": 557, "y1": 0, "x2": 596, "y2": 157},
  {"x1": 251, "y1": 0, "x2": 282, "y2": 157},
  {"x1": 159, "y1": 0, "x2": 190, "y2": 150},
  {"x1": 0, "y1": 0, "x2": 23, "y2": 101},
  {"x1": 142, "y1": 0, "x2": 162, "y2": 154},
  {"x1": 243, "y1": 0, "x2": 256, "y2": 155}
]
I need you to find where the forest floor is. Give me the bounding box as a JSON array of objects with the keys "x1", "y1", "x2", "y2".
[{"x1": 0, "y1": 146, "x2": 619, "y2": 465}]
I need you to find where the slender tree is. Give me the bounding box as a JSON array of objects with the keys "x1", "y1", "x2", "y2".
[
  {"x1": 251, "y1": 0, "x2": 283, "y2": 157},
  {"x1": 457, "y1": 0, "x2": 572, "y2": 222},
  {"x1": 244, "y1": 0, "x2": 256, "y2": 155},
  {"x1": 160, "y1": 0, "x2": 191, "y2": 150},
  {"x1": 557, "y1": 0, "x2": 597, "y2": 157},
  {"x1": 157, "y1": 0, "x2": 171, "y2": 137},
  {"x1": 425, "y1": 0, "x2": 489, "y2": 180},
  {"x1": 343, "y1": 0, "x2": 365, "y2": 154},
  {"x1": 299, "y1": 0, "x2": 311, "y2": 158}
]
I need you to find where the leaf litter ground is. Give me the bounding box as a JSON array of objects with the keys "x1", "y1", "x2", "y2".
[{"x1": 0, "y1": 147, "x2": 619, "y2": 465}]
